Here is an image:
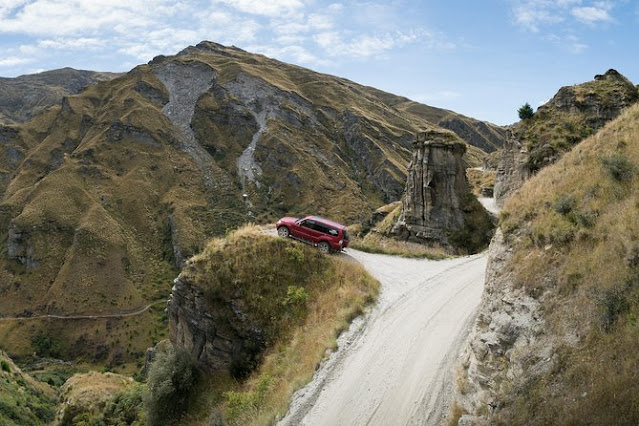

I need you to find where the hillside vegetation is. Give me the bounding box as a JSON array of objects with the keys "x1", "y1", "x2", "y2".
[
  {"x1": 154, "y1": 226, "x2": 379, "y2": 425},
  {"x1": 0, "y1": 350, "x2": 57, "y2": 425},
  {"x1": 493, "y1": 103, "x2": 639, "y2": 423},
  {"x1": 0, "y1": 42, "x2": 501, "y2": 365}
]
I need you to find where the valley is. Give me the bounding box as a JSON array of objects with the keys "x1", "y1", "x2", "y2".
[{"x1": 1, "y1": 37, "x2": 638, "y2": 426}]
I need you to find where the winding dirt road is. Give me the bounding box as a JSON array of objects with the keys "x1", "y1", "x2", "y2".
[{"x1": 280, "y1": 249, "x2": 487, "y2": 426}]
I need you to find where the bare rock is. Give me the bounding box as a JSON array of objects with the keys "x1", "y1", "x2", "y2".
[
  {"x1": 391, "y1": 129, "x2": 493, "y2": 250},
  {"x1": 495, "y1": 69, "x2": 638, "y2": 206},
  {"x1": 167, "y1": 273, "x2": 266, "y2": 377},
  {"x1": 454, "y1": 229, "x2": 544, "y2": 421}
]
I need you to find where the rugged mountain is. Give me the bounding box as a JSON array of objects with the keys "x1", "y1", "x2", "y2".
[
  {"x1": 0, "y1": 67, "x2": 121, "y2": 125},
  {"x1": 0, "y1": 41, "x2": 503, "y2": 365},
  {"x1": 455, "y1": 103, "x2": 639, "y2": 424},
  {"x1": 494, "y1": 69, "x2": 639, "y2": 205},
  {"x1": 390, "y1": 129, "x2": 494, "y2": 253},
  {"x1": 392, "y1": 100, "x2": 506, "y2": 154}
]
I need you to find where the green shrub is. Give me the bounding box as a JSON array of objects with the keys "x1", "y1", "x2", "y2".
[
  {"x1": 518, "y1": 102, "x2": 534, "y2": 120},
  {"x1": 554, "y1": 194, "x2": 575, "y2": 215},
  {"x1": 30, "y1": 334, "x2": 61, "y2": 358},
  {"x1": 1, "y1": 360, "x2": 10, "y2": 373},
  {"x1": 285, "y1": 246, "x2": 304, "y2": 263},
  {"x1": 601, "y1": 154, "x2": 634, "y2": 181},
  {"x1": 144, "y1": 345, "x2": 200, "y2": 425},
  {"x1": 282, "y1": 286, "x2": 308, "y2": 308},
  {"x1": 103, "y1": 384, "x2": 145, "y2": 425}
]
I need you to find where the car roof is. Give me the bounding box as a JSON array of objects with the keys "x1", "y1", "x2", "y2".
[{"x1": 306, "y1": 216, "x2": 347, "y2": 230}]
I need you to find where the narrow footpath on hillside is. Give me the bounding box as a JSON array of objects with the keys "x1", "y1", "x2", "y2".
[
  {"x1": 280, "y1": 247, "x2": 488, "y2": 425},
  {"x1": 0, "y1": 300, "x2": 166, "y2": 322}
]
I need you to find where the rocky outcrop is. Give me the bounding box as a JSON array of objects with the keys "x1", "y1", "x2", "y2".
[
  {"x1": 454, "y1": 229, "x2": 545, "y2": 421},
  {"x1": 0, "y1": 68, "x2": 121, "y2": 125},
  {"x1": 495, "y1": 69, "x2": 638, "y2": 206},
  {"x1": 391, "y1": 129, "x2": 492, "y2": 251},
  {"x1": 492, "y1": 129, "x2": 529, "y2": 205},
  {"x1": 167, "y1": 273, "x2": 265, "y2": 376}
]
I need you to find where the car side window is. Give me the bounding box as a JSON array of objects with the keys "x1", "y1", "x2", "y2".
[
  {"x1": 328, "y1": 228, "x2": 338, "y2": 236},
  {"x1": 314, "y1": 223, "x2": 328, "y2": 233},
  {"x1": 301, "y1": 220, "x2": 314, "y2": 229}
]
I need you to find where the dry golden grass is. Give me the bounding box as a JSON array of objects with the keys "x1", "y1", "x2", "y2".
[
  {"x1": 494, "y1": 103, "x2": 639, "y2": 423},
  {"x1": 177, "y1": 225, "x2": 379, "y2": 425},
  {"x1": 351, "y1": 231, "x2": 449, "y2": 260},
  {"x1": 466, "y1": 168, "x2": 496, "y2": 195}
]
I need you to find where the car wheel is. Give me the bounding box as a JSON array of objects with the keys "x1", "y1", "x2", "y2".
[
  {"x1": 278, "y1": 226, "x2": 290, "y2": 238},
  {"x1": 318, "y1": 241, "x2": 330, "y2": 254}
]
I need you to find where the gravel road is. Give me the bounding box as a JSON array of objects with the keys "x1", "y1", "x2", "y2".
[{"x1": 279, "y1": 249, "x2": 487, "y2": 426}]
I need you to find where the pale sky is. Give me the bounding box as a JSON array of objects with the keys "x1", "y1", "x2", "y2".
[{"x1": 1, "y1": 0, "x2": 637, "y2": 125}]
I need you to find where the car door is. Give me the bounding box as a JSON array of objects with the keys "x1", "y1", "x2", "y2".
[{"x1": 296, "y1": 219, "x2": 316, "y2": 241}]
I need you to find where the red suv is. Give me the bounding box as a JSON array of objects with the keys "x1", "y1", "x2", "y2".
[{"x1": 276, "y1": 216, "x2": 350, "y2": 253}]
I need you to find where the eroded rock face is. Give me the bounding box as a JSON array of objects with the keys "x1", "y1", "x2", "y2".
[
  {"x1": 492, "y1": 129, "x2": 529, "y2": 205},
  {"x1": 167, "y1": 273, "x2": 265, "y2": 376},
  {"x1": 454, "y1": 229, "x2": 544, "y2": 421},
  {"x1": 391, "y1": 129, "x2": 470, "y2": 246},
  {"x1": 495, "y1": 69, "x2": 638, "y2": 206}
]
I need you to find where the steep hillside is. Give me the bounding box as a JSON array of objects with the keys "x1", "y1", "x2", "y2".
[
  {"x1": 0, "y1": 41, "x2": 502, "y2": 365},
  {"x1": 0, "y1": 68, "x2": 121, "y2": 125},
  {"x1": 157, "y1": 226, "x2": 378, "y2": 425},
  {"x1": 393, "y1": 100, "x2": 506, "y2": 153},
  {"x1": 495, "y1": 69, "x2": 638, "y2": 205},
  {"x1": 0, "y1": 350, "x2": 58, "y2": 425},
  {"x1": 456, "y1": 103, "x2": 639, "y2": 424}
]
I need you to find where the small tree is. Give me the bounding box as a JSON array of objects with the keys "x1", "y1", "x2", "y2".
[
  {"x1": 145, "y1": 346, "x2": 200, "y2": 425},
  {"x1": 518, "y1": 102, "x2": 534, "y2": 120}
]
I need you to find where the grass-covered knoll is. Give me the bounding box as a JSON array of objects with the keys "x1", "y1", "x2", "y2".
[
  {"x1": 494, "y1": 103, "x2": 639, "y2": 423},
  {"x1": 0, "y1": 350, "x2": 57, "y2": 425},
  {"x1": 170, "y1": 226, "x2": 379, "y2": 425},
  {"x1": 515, "y1": 69, "x2": 638, "y2": 173},
  {"x1": 57, "y1": 371, "x2": 145, "y2": 425}
]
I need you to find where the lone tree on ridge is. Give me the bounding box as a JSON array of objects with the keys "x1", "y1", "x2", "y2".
[{"x1": 518, "y1": 102, "x2": 534, "y2": 120}]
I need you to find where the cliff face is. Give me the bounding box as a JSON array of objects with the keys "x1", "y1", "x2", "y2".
[
  {"x1": 168, "y1": 273, "x2": 265, "y2": 376},
  {"x1": 494, "y1": 69, "x2": 639, "y2": 206},
  {"x1": 455, "y1": 229, "x2": 545, "y2": 421},
  {"x1": 456, "y1": 104, "x2": 639, "y2": 424},
  {"x1": 392, "y1": 130, "x2": 494, "y2": 252}
]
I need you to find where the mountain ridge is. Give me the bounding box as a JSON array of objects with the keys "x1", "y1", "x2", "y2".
[{"x1": 0, "y1": 40, "x2": 503, "y2": 365}]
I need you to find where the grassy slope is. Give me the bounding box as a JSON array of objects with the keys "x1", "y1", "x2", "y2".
[
  {"x1": 0, "y1": 351, "x2": 57, "y2": 425},
  {"x1": 495, "y1": 103, "x2": 639, "y2": 424},
  {"x1": 516, "y1": 71, "x2": 638, "y2": 173},
  {"x1": 176, "y1": 226, "x2": 379, "y2": 425}
]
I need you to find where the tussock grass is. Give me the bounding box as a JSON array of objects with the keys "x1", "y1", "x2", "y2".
[
  {"x1": 466, "y1": 168, "x2": 496, "y2": 195},
  {"x1": 351, "y1": 232, "x2": 449, "y2": 259},
  {"x1": 0, "y1": 351, "x2": 57, "y2": 425},
  {"x1": 180, "y1": 225, "x2": 379, "y2": 425},
  {"x1": 494, "y1": 103, "x2": 639, "y2": 423}
]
